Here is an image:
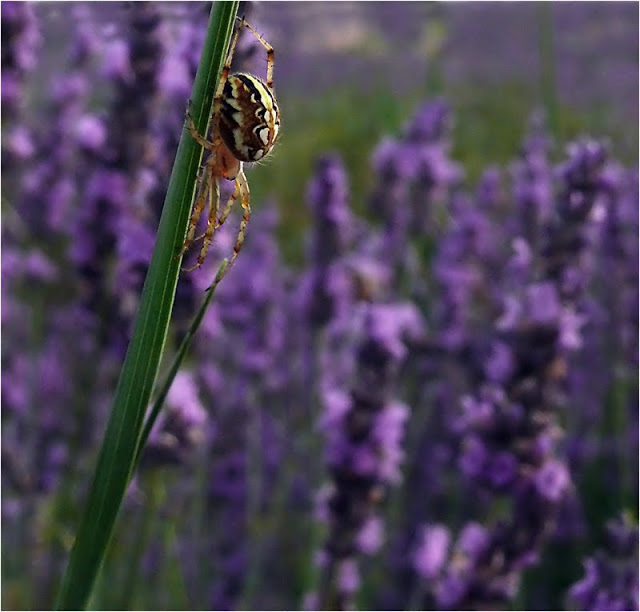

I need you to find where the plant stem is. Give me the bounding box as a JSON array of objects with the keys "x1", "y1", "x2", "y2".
[{"x1": 134, "y1": 259, "x2": 228, "y2": 467}]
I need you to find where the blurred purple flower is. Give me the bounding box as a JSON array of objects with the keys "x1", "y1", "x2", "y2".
[
  {"x1": 412, "y1": 524, "x2": 451, "y2": 580},
  {"x1": 534, "y1": 459, "x2": 570, "y2": 503},
  {"x1": 458, "y1": 434, "x2": 488, "y2": 479},
  {"x1": 1, "y1": 1, "x2": 40, "y2": 107},
  {"x1": 356, "y1": 516, "x2": 384, "y2": 555},
  {"x1": 370, "y1": 99, "x2": 462, "y2": 276},
  {"x1": 301, "y1": 154, "x2": 354, "y2": 328},
  {"x1": 510, "y1": 111, "x2": 553, "y2": 243},
  {"x1": 316, "y1": 300, "x2": 424, "y2": 608},
  {"x1": 488, "y1": 450, "x2": 518, "y2": 489},
  {"x1": 1, "y1": 1, "x2": 40, "y2": 197},
  {"x1": 143, "y1": 370, "x2": 207, "y2": 467},
  {"x1": 484, "y1": 340, "x2": 515, "y2": 383},
  {"x1": 566, "y1": 514, "x2": 639, "y2": 611},
  {"x1": 73, "y1": 114, "x2": 108, "y2": 151},
  {"x1": 412, "y1": 136, "x2": 617, "y2": 611}
]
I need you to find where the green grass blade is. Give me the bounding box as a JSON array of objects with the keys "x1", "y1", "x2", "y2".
[
  {"x1": 54, "y1": 3, "x2": 239, "y2": 609},
  {"x1": 134, "y1": 258, "x2": 229, "y2": 468}
]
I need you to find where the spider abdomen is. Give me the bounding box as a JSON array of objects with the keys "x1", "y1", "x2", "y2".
[{"x1": 219, "y1": 72, "x2": 280, "y2": 163}]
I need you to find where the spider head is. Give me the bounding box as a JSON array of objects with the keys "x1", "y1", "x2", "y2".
[{"x1": 219, "y1": 72, "x2": 280, "y2": 163}]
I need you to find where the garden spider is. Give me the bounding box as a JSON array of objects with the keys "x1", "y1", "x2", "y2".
[{"x1": 180, "y1": 17, "x2": 280, "y2": 275}]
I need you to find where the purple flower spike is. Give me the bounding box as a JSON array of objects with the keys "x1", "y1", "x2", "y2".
[
  {"x1": 413, "y1": 135, "x2": 617, "y2": 611},
  {"x1": 2, "y1": 1, "x2": 41, "y2": 188},
  {"x1": 317, "y1": 301, "x2": 424, "y2": 609},
  {"x1": 370, "y1": 99, "x2": 462, "y2": 276},
  {"x1": 405, "y1": 99, "x2": 452, "y2": 143},
  {"x1": 302, "y1": 154, "x2": 354, "y2": 328}
]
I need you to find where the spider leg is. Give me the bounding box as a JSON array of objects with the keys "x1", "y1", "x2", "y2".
[
  {"x1": 191, "y1": 177, "x2": 238, "y2": 243},
  {"x1": 187, "y1": 175, "x2": 239, "y2": 272},
  {"x1": 182, "y1": 176, "x2": 219, "y2": 272},
  {"x1": 238, "y1": 18, "x2": 274, "y2": 89},
  {"x1": 227, "y1": 168, "x2": 251, "y2": 269},
  {"x1": 185, "y1": 103, "x2": 216, "y2": 151},
  {"x1": 204, "y1": 170, "x2": 251, "y2": 292},
  {"x1": 179, "y1": 161, "x2": 215, "y2": 259},
  {"x1": 216, "y1": 181, "x2": 240, "y2": 229},
  {"x1": 214, "y1": 17, "x2": 243, "y2": 102}
]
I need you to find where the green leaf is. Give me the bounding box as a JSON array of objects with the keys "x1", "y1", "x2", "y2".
[
  {"x1": 54, "y1": 3, "x2": 240, "y2": 609},
  {"x1": 135, "y1": 259, "x2": 228, "y2": 469}
]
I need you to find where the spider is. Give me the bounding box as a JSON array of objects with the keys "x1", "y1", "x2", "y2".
[{"x1": 180, "y1": 17, "x2": 280, "y2": 275}]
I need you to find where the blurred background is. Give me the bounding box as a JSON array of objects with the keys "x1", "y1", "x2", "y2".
[{"x1": 2, "y1": 2, "x2": 638, "y2": 610}]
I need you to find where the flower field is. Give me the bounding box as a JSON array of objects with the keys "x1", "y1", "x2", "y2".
[{"x1": 1, "y1": 2, "x2": 637, "y2": 610}]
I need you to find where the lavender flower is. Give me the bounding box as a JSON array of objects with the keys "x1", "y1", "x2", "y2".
[
  {"x1": 370, "y1": 99, "x2": 462, "y2": 276},
  {"x1": 300, "y1": 154, "x2": 354, "y2": 329},
  {"x1": 142, "y1": 370, "x2": 208, "y2": 467},
  {"x1": 1, "y1": 4, "x2": 637, "y2": 608},
  {"x1": 412, "y1": 524, "x2": 451, "y2": 581},
  {"x1": 315, "y1": 302, "x2": 423, "y2": 609},
  {"x1": 431, "y1": 176, "x2": 506, "y2": 353},
  {"x1": 509, "y1": 111, "x2": 553, "y2": 248},
  {"x1": 71, "y1": 4, "x2": 166, "y2": 333},
  {"x1": 539, "y1": 140, "x2": 608, "y2": 301},
  {"x1": 566, "y1": 514, "x2": 638, "y2": 611},
  {"x1": 412, "y1": 139, "x2": 614, "y2": 610},
  {"x1": 1, "y1": 1, "x2": 40, "y2": 188},
  {"x1": 1, "y1": 2, "x2": 39, "y2": 108}
]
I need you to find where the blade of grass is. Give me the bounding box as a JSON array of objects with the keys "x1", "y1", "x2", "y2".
[
  {"x1": 134, "y1": 259, "x2": 228, "y2": 468},
  {"x1": 54, "y1": 3, "x2": 239, "y2": 609}
]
